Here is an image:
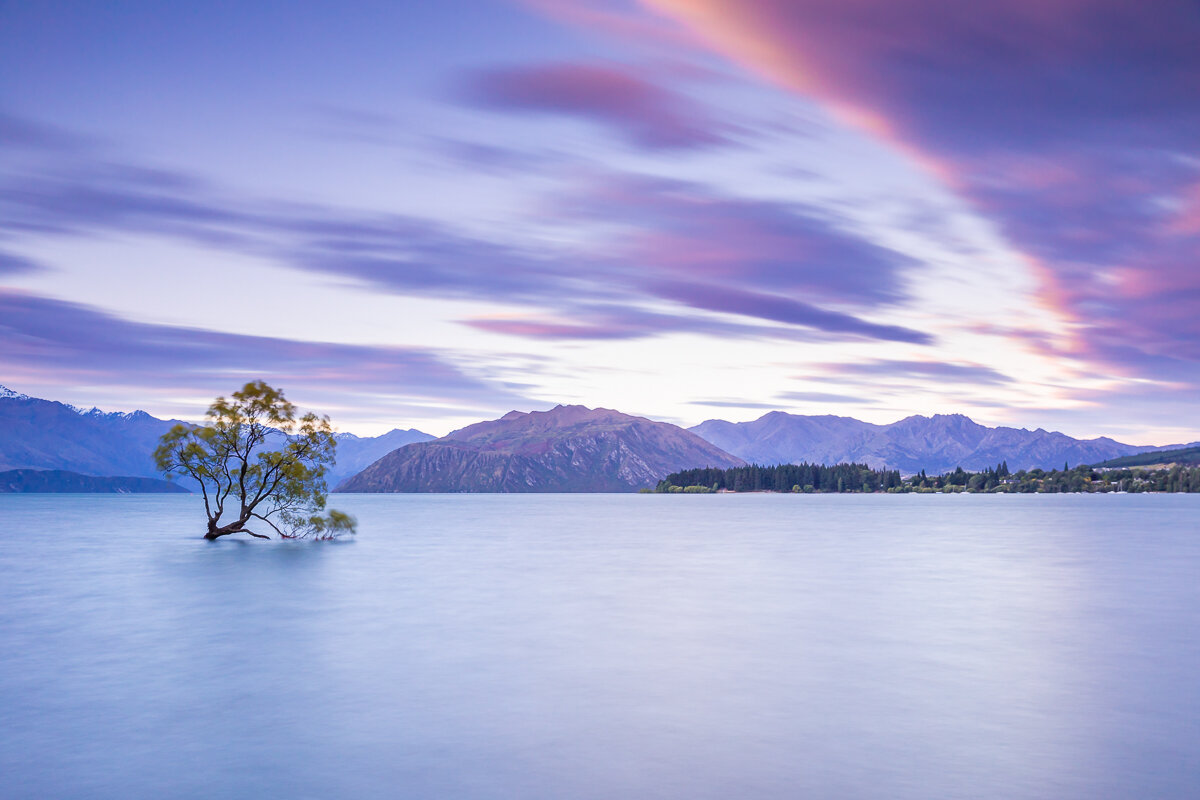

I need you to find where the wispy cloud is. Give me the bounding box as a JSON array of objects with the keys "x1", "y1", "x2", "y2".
[
  {"x1": 458, "y1": 61, "x2": 729, "y2": 150},
  {"x1": 647, "y1": 280, "x2": 931, "y2": 344},
  {"x1": 640, "y1": 0, "x2": 1200, "y2": 381},
  {"x1": 458, "y1": 305, "x2": 889, "y2": 344},
  {"x1": 0, "y1": 289, "x2": 527, "y2": 410},
  {"x1": 818, "y1": 359, "x2": 1013, "y2": 386},
  {"x1": 578, "y1": 173, "x2": 917, "y2": 307},
  {"x1": 778, "y1": 391, "x2": 870, "y2": 405},
  {"x1": 304, "y1": 104, "x2": 404, "y2": 147},
  {"x1": 0, "y1": 250, "x2": 44, "y2": 276},
  {"x1": 1, "y1": 115, "x2": 929, "y2": 346},
  {"x1": 0, "y1": 111, "x2": 94, "y2": 152},
  {"x1": 688, "y1": 399, "x2": 782, "y2": 409},
  {"x1": 461, "y1": 316, "x2": 643, "y2": 341}
]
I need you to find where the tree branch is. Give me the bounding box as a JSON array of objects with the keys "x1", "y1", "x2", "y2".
[{"x1": 250, "y1": 512, "x2": 286, "y2": 538}]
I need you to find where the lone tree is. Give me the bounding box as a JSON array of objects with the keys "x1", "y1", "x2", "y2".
[{"x1": 155, "y1": 381, "x2": 356, "y2": 540}]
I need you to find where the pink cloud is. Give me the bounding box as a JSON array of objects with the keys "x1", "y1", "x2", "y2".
[
  {"x1": 460, "y1": 61, "x2": 727, "y2": 149},
  {"x1": 632, "y1": 0, "x2": 1200, "y2": 380},
  {"x1": 461, "y1": 317, "x2": 638, "y2": 340}
]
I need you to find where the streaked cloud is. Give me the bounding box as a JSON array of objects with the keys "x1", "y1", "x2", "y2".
[
  {"x1": 458, "y1": 61, "x2": 728, "y2": 149},
  {"x1": 647, "y1": 281, "x2": 929, "y2": 344},
  {"x1": 575, "y1": 173, "x2": 917, "y2": 307},
  {"x1": 819, "y1": 359, "x2": 1013, "y2": 386},
  {"x1": 462, "y1": 316, "x2": 642, "y2": 341},
  {"x1": 640, "y1": 0, "x2": 1200, "y2": 380},
  {"x1": 688, "y1": 399, "x2": 782, "y2": 409},
  {"x1": 1, "y1": 119, "x2": 928, "y2": 345},
  {"x1": 0, "y1": 111, "x2": 93, "y2": 152},
  {"x1": 0, "y1": 251, "x2": 44, "y2": 276},
  {"x1": 778, "y1": 391, "x2": 871, "y2": 405},
  {"x1": 0, "y1": 289, "x2": 526, "y2": 413}
]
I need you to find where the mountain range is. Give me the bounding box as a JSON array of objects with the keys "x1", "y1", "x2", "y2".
[
  {"x1": 0, "y1": 385, "x2": 433, "y2": 487},
  {"x1": 4, "y1": 384, "x2": 1197, "y2": 492},
  {"x1": 690, "y1": 411, "x2": 1194, "y2": 474},
  {"x1": 338, "y1": 405, "x2": 743, "y2": 492}
]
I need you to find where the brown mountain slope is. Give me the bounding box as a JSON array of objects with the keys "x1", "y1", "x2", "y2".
[{"x1": 337, "y1": 405, "x2": 744, "y2": 492}]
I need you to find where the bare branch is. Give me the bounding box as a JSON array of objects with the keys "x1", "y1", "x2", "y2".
[{"x1": 250, "y1": 512, "x2": 286, "y2": 538}]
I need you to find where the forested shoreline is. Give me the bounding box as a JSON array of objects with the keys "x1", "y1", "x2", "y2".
[{"x1": 656, "y1": 462, "x2": 1200, "y2": 494}]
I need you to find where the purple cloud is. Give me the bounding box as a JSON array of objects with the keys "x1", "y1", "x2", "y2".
[
  {"x1": 0, "y1": 289, "x2": 524, "y2": 408},
  {"x1": 778, "y1": 391, "x2": 870, "y2": 404},
  {"x1": 688, "y1": 399, "x2": 782, "y2": 410},
  {"x1": 306, "y1": 104, "x2": 402, "y2": 147},
  {"x1": 433, "y1": 138, "x2": 560, "y2": 173},
  {"x1": 0, "y1": 160, "x2": 260, "y2": 245},
  {"x1": 819, "y1": 359, "x2": 1013, "y2": 385},
  {"x1": 0, "y1": 112, "x2": 926, "y2": 345},
  {"x1": 0, "y1": 111, "x2": 92, "y2": 152},
  {"x1": 459, "y1": 62, "x2": 728, "y2": 149},
  {"x1": 648, "y1": 1, "x2": 1200, "y2": 155},
  {"x1": 569, "y1": 174, "x2": 917, "y2": 307},
  {"x1": 644, "y1": 0, "x2": 1200, "y2": 382},
  {"x1": 461, "y1": 317, "x2": 642, "y2": 341},
  {"x1": 288, "y1": 175, "x2": 925, "y2": 341},
  {"x1": 0, "y1": 250, "x2": 43, "y2": 276},
  {"x1": 459, "y1": 304, "x2": 898, "y2": 344},
  {"x1": 646, "y1": 280, "x2": 931, "y2": 344}
]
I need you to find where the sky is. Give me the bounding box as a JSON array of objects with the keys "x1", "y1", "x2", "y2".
[{"x1": 1, "y1": 0, "x2": 1198, "y2": 442}]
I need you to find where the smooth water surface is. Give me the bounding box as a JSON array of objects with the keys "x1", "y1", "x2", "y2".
[{"x1": 1, "y1": 494, "x2": 1198, "y2": 799}]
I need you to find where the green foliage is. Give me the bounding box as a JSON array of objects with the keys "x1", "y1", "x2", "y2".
[
  {"x1": 155, "y1": 381, "x2": 356, "y2": 540},
  {"x1": 906, "y1": 461, "x2": 1200, "y2": 494},
  {"x1": 657, "y1": 459, "x2": 1200, "y2": 495},
  {"x1": 657, "y1": 462, "x2": 902, "y2": 493}
]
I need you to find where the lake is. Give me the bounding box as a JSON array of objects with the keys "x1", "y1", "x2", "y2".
[{"x1": 1, "y1": 493, "x2": 1198, "y2": 799}]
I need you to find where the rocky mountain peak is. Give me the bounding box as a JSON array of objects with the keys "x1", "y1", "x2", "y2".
[
  {"x1": 0, "y1": 385, "x2": 31, "y2": 401},
  {"x1": 338, "y1": 405, "x2": 744, "y2": 492}
]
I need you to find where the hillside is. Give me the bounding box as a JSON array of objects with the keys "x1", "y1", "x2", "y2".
[
  {"x1": 1097, "y1": 446, "x2": 1200, "y2": 468},
  {"x1": 337, "y1": 404, "x2": 744, "y2": 492}
]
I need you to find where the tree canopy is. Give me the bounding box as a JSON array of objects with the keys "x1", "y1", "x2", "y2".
[{"x1": 155, "y1": 381, "x2": 356, "y2": 540}]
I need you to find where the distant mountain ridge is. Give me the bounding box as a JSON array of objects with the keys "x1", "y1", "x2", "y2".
[
  {"x1": 338, "y1": 404, "x2": 744, "y2": 492},
  {"x1": 1097, "y1": 446, "x2": 1200, "y2": 469},
  {"x1": 0, "y1": 384, "x2": 433, "y2": 487},
  {"x1": 690, "y1": 411, "x2": 1194, "y2": 474},
  {"x1": 0, "y1": 469, "x2": 190, "y2": 494},
  {"x1": 330, "y1": 428, "x2": 437, "y2": 485}
]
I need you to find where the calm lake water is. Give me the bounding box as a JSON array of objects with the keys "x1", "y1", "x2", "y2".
[{"x1": 1, "y1": 493, "x2": 1198, "y2": 799}]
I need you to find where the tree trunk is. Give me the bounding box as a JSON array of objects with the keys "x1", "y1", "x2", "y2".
[{"x1": 204, "y1": 516, "x2": 252, "y2": 539}]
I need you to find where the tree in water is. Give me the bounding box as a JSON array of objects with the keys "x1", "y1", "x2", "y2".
[{"x1": 155, "y1": 381, "x2": 356, "y2": 540}]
